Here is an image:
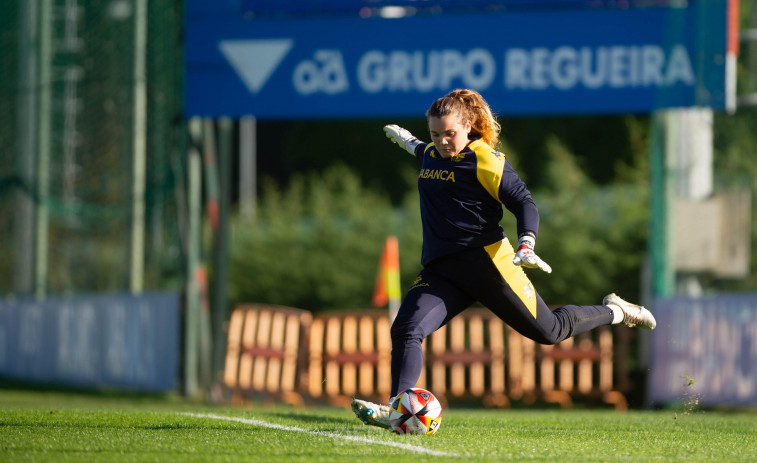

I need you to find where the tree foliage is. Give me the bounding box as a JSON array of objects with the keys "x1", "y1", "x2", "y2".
[
  {"x1": 525, "y1": 136, "x2": 648, "y2": 305},
  {"x1": 229, "y1": 164, "x2": 423, "y2": 311}
]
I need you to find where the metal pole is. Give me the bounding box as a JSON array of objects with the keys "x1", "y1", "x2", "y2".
[
  {"x1": 670, "y1": 108, "x2": 714, "y2": 296},
  {"x1": 35, "y1": 0, "x2": 53, "y2": 300},
  {"x1": 649, "y1": 111, "x2": 674, "y2": 298},
  {"x1": 130, "y1": 0, "x2": 148, "y2": 294},
  {"x1": 185, "y1": 118, "x2": 203, "y2": 397},
  {"x1": 199, "y1": 119, "x2": 217, "y2": 388},
  {"x1": 213, "y1": 117, "x2": 233, "y2": 381},
  {"x1": 239, "y1": 116, "x2": 257, "y2": 222},
  {"x1": 15, "y1": 0, "x2": 39, "y2": 295},
  {"x1": 201, "y1": 119, "x2": 220, "y2": 230}
]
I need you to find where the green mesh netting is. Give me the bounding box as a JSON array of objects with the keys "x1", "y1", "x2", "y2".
[{"x1": 0, "y1": 0, "x2": 184, "y2": 295}]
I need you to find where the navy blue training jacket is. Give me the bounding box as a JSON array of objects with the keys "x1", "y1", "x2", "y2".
[{"x1": 413, "y1": 137, "x2": 539, "y2": 266}]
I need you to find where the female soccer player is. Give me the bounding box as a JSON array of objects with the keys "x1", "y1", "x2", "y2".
[{"x1": 351, "y1": 89, "x2": 656, "y2": 429}]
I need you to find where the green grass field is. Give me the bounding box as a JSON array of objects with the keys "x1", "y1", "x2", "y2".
[{"x1": 1, "y1": 388, "x2": 756, "y2": 462}]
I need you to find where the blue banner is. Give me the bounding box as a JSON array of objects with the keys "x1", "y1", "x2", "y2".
[
  {"x1": 649, "y1": 293, "x2": 757, "y2": 406},
  {"x1": 0, "y1": 292, "x2": 180, "y2": 392},
  {"x1": 185, "y1": 1, "x2": 728, "y2": 118}
]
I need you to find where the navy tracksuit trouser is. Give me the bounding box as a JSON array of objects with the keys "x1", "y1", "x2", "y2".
[{"x1": 390, "y1": 238, "x2": 613, "y2": 397}]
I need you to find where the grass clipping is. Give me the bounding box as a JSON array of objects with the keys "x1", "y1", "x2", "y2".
[{"x1": 674, "y1": 374, "x2": 701, "y2": 422}]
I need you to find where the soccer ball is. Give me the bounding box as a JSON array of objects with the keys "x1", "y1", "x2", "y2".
[{"x1": 389, "y1": 388, "x2": 442, "y2": 435}]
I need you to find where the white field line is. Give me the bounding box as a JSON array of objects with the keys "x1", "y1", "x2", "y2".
[{"x1": 182, "y1": 412, "x2": 458, "y2": 457}]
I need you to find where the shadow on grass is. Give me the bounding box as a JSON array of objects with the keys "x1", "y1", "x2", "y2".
[{"x1": 0, "y1": 378, "x2": 179, "y2": 402}]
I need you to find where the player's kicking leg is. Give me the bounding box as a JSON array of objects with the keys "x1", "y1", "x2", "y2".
[
  {"x1": 350, "y1": 398, "x2": 392, "y2": 429},
  {"x1": 604, "y1": 293, "x2": 656, "y2": 330}
]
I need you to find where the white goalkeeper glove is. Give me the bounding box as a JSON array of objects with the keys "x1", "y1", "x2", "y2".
[
  {"x1": 512, "y1": 234, "x2": 552, "y2": 274},
  {"x1": 384, "y1": 124, "x2": 422, "y2": 155}
]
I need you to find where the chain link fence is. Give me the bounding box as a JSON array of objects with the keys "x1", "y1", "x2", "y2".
[{"x1": 0, "y1": 0, "x2": 184, "y2": 296}]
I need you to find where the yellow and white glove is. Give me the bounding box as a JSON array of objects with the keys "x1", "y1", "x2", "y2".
[
  {"x1": 512, "y1": 234, "x2": 552, "y2": 274},
  {"x1": 384, "y1": 124, "x2": 421, "y2": 155}
]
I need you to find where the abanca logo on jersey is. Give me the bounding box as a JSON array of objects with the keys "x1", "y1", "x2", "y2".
[{"x1": 419, "y1": 169, "x2": 456, "y2": 182}]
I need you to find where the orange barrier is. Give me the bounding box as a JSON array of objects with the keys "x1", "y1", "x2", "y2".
[
  {"x1": 423, "y1": 309, "x2": 624, "y2": 409},
  {"x1": 222, "y1": 304, "x2": 312, "y2": 406},
  {"x1": 506, "y1": 321, "x2": 626, "y2": 410},
  {"x1": 307, "y1": 310, "x2": 392, "y2": 407},
  {"x1": 223, "y1": 305, "x2": 626, "y2": 409},
  {"x1": 424, "y1": 309, "x2": 508, "y2": 407}
]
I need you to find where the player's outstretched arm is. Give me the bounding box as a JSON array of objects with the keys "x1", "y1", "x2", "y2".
[
  {"x1": 384, "y1": 124, "x2": 421, "y2": 155},
  {"x1": 512, "y1": 233, "x2": 552, "y2": 274}
]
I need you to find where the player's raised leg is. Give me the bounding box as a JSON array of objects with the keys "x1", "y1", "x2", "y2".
[{"x1": 604, "y1": 293, "x2": 656, "y2": 330}]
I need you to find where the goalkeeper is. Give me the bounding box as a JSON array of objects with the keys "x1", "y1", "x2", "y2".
[{"x1": 351, "y1": 88, "x2": 656, "y2": 429}]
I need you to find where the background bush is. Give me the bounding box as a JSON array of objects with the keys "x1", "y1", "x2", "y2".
[{"x1": 229, "y1": 164, "x2": 423, "y2": 311}]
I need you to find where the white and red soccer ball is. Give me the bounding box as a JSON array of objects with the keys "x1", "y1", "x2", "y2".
[{"x1": 389, "y1": 388, "x2": 442, "y2": 435}]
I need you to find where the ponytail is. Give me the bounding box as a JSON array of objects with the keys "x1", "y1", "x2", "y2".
[{"x1": 426, "y1": 89, "x2": 501, "y2": 148}]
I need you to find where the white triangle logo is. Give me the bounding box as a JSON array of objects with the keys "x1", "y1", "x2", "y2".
[{"x1": 219, "y1": 39, "x2": 294, "y2": 94}]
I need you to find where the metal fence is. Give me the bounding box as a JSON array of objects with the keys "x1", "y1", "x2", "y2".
[{"x1": 0, "y1": 0, "x2": 184, "y2": 296}]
